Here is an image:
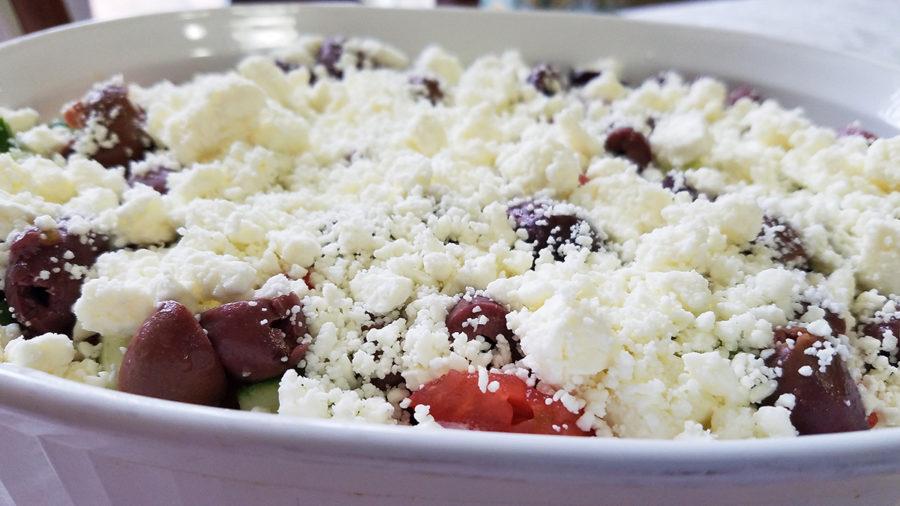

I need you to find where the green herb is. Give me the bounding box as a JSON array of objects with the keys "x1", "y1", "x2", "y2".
[
  {"x1": 0, "y1": 292, "x2": 14, "y2": 326},
  {"x1": 0, "y1": 118, "x2": 14, "y2": 153}
]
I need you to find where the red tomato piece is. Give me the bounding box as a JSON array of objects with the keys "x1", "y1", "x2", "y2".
[
  {"x1": 511, "y1": 388, "x2": 589, "y2": 436},
  {"x1": 410, "y1": 370, "x2": 591, "y2": 436}
]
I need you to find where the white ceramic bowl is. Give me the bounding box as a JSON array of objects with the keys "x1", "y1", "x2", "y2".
[{"x1": 1, "y1": 6, "x2": 899, "y2": 505}]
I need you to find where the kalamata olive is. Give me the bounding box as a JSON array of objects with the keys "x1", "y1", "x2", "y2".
[
  {"x1": 370, "y1": 372, "x2": 404, "y2": 391},
  {"x1": 824, "y1": 310, "x2": 847, "y2": 337},
  {"x1": 838, "y1": 123, "x2": 878, "y2": 143},
  {"x1": 316, "y1": 37, "x2": 346, "y2": 79},
  {"x1": 756, "y1": 215, "x2": 810, "y2": 270},
  {"x1": 200, "y1": 293, "x2": 308, "y2": 382},
  {"x1": 527, "y1": 64, "x2": 565, "y2": 96},
  {"x1": 652, "y1": 71, "x2": 674, "y2": 86},
  {"x1": 604, "y1": 127, "x2": 652, "y2": 171},
  {"x1": 361, "y1": 315, "x2": 388, "y2": 333},
  {"x1": 118, "y1": 300, "x2": 227, "y2": 406},
  {"x1": 63, "y1": 82, "x2": 151, "y2": 168},
  {"x1": 4, "y1": 226, "x2": 108, "y2": 336},
  {"x1": 507, "y1": 199, "x2": 601, "y2": 261},
  {"x1": 861, "y1": 315, "x2": 900, "y2": 364},
  {"x1": 289, "y1": 342, "x2": 310, "y2": 368},
  {"x1": 409, "y1": 76, "x2": 444, "y2": 105},
  {"x1": 274, "y1": 59, "x2": 317, "y2": 85},
  {"x1": 127, "y1": 166, "x2": 172, "y2": 194},
  {"x1": 446, "y1": 295, "x2": 512, "y2": 344},
  {"x1": 274, "y1": 59, "x2": 300, "y2": 73},
  {"x1": 726, "y1": 84, "x2": 763, "y2": 106},
  {"x1": 796, "y1": 301, "x2": 847, "y2": 337},
  {"x1": 764, "y1": 326, "x2": 868, "y2": 435},
  {"x1": 569, "y1": 69, "x2": 601, "y2": 88},
  {"x1": 661, "y1": 172, "x2": 700, "y2": 200}
]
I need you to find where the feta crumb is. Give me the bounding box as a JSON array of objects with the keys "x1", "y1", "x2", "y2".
[{"x1": 4, "y1": 333, "x2": 75, "y2": 375}]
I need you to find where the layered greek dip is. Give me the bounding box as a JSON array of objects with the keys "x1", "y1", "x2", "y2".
[{"x1": 1, "y1": 36, "x2": 898, "y2": 439}]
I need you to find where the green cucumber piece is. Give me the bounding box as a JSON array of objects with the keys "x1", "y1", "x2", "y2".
[
  {"x1": 48, "y1": 119, "x2": 71, "y2": 130},
  {"x1": 237, "y1": 378, "x2": 280, "y2": 413},
  {"x1": 0, "y1": 291, "x2": 13, "y2": 326},
  {"x1": 0, "y1": 118, "x2": 14, "y2": 153},
  {"x1": 100, "y1": 334, "x2": 129, "y2": 372}
]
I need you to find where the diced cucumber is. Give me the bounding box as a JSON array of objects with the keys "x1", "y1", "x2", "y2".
[
  {"x1": 48, "y1": 119, "x2": 71, "y2": 130},
  {"x1": 237, "y1": 378, "x2": 280, "y2": 413},
  {"x1": 0, "y1": 118, "x2": 14, "y2": 153},
  {"x1": 100, "y1": 334, "x2": 129, "y2": 372},
  {"x1": 0, "y1": 292, "x2": 13, "y2": 326}
]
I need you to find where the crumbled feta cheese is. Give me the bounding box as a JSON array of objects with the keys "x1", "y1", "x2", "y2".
[
  {"x1": 4, "y1": 333, "x2": 75, "y2": 375},
  {"x1": 2, "y1": 37, "x2": 897, "y2": 440},
  {"x1": 0, "y1": 107, "x2": 39, "y2": 132},
  {"x1": 510, "y1": 289, "x2": 618, "y2": 387},
  {"x1": 350, "y1": 268, "x2": 414, "y2": 315}
]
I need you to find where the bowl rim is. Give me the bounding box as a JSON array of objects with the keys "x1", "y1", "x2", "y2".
[
  {"x1": 3, "y1": 363, "x2": 900, "y2": 479},
  {"x1": 2, "y1": 4, "x2": 900, "y2": 474},
  {"x1": 3, "y1": 2, "x2": 900, "y2": 77}
]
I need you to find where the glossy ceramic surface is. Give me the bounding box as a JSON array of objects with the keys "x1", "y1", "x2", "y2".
[{"x1": 1, "y1": 5, "x2": 899, "y2": 505}]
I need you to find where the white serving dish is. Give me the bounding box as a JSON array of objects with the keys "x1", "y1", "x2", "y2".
[{"x1": 1, "y1": 5, "x2": 899, "y2": 505}]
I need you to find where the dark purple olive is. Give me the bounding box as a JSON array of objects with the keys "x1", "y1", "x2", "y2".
[
  {"x1": 527, "y1": 64, "x2": 565, "y2": 96},
  {"x1": 794, "y1": 301, "x2": 847, "y2": 337},
  {"x1": 316, "y1": 37, "x2": 346, "y2": 79},
  {"x1": 370, "y1": 372, "x2": 404, "y2": 391},
  {"x1": 274, "y1": 59, "x2": 318, "y2": 85},
  {"x1": 118, "y1": 301, "x2": 228, "y2": 406},
  {"x1": 764, "y1": 326, "x2": 868, "y2": 435},
  {"x1": 861, "y1": 315, "x2": 900, "y2": 364},
  {"x1": 290, "y1": 342, "x2": 310, "y2": 366},
  {"x1": 508, "y1": 199, "x2": 601, "y2": 261},
  {"x1": 63, "y1": 83, "x2": 151, "y2": 168},
  {"x1": 569, "y1": 69, "x2": 601, "y2": 88},
  {"x1": 756, "y1": 215, "x2": 810, "y2": 270},
  {"x1": 446, "y1": 295, "x2": 512, "y2": 344},
  {"x1": 604, "y1": 127, "x2": 652, "y2": 171},
  {"x1": 361, "y1": 314, "x2": 388, "y2": 333},
  {"x1": 127, "y1": 166, "x2": 172, "y2": 194},
  {"x1": 200, "y1": 293, "x2": 308, "y2": 382},
  {"x1": 726, "y1": 84, "x2": 763, "y2": 106},
  {"x1": 838, "y1": 123, "x2": 878, "y2": 143},
  {"x1": 314, "y1": 37, "x2": 379, "y2": 79},
  {"x1": 274, "y1": 59, "x2": 300, "y2": 73},
  {"x1": 823, "y1": 310, "x2": 847, "y2": 337},
  {"x1": 652, "y1": 71, "x2": 674, "y2": 86},
  {"x1": 4, "y1": 226, "x2": 108, "y2": 336},
  {"x1": 409, "y1": 76, "x2": 444, "y2": 105},
  {"x1": 661, "y1": 172, "x2": 700, "y2": 200}
]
